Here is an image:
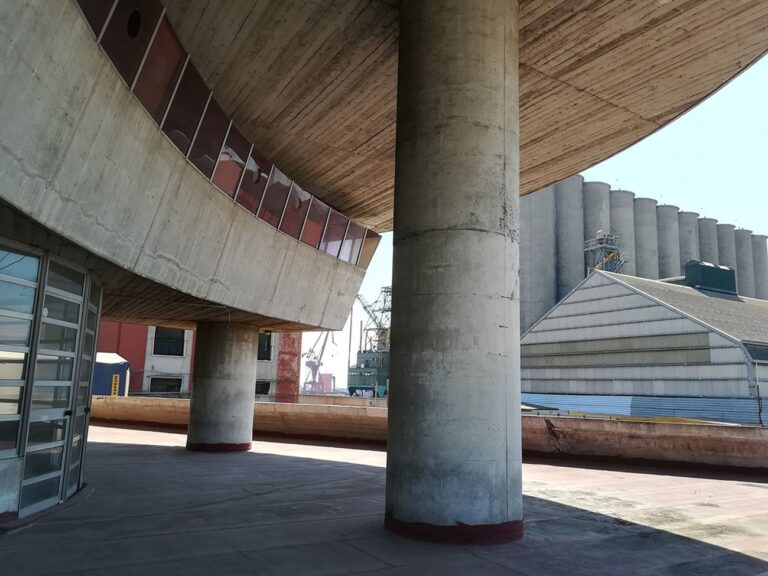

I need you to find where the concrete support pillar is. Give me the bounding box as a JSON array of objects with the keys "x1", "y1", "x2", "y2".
[
  {"x1": 633, "y1": 198, "x2": 659, "y2": 279},
  {"x1": 678, "y1": 211, "x2": 700, "y2": 270},
  {"x1": 698, "y1": 218, "x2": 719, "y2": 265},
  {"x1": 555, "y1": 175, "x2": 586, "y2": 298},
  {"x1": 752, "y1": 235, "x2": 768, "y2": 300},
  {"x1": 583, "y1": 182, "x2": 611, "y2": 242},
  {"x1": 735, "y1": 229, "x2": 756, "y2": 298},
  {"x1": 187, "y1": 322, "x2": 258, "y2": 452},
  {"x1": 657, "y1": 204, "x2": 681, "y2": 278},
  {"x1": 387, "y1": 0, "x2": 523, "y2": 544},
  {"x1": 609, "y1": 190, "x2": 636, "y2": 276},
  {"x1": 521, "y1": 187, "x2": 556, "y2": 332}
]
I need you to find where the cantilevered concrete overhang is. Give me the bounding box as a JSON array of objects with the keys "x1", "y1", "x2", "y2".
[{"x1": 163, "y1": 0, "x2": 768, "y2": 231}]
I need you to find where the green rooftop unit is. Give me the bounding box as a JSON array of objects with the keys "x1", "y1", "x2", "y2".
[{"x1": 682, "y1": 260, "x2": 737, "y2": 295}]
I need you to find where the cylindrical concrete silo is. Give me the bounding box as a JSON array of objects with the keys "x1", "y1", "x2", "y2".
[
  {"x1": 583, "y1": 182, "x2": 611, "y2": 242},
  {"x1": 678, "y1": 211, "x2": 700, "y2": 270},
  {"x1": 657, "y1": 204, "x2": 681, "y2": 278},
  {"x1": 734, "y1": 229, "x2": 756, "y2": 297},
  {"x1": 717, "y1": 224, "x2": 738, "y2": 271},
  {"x1": 520, "y1": 186, "x2": 557, "y2": 332},
  {"x1": 634, "y1": 197, "x2": 659, "y2": 279},
  {"x1": 609, "y1": 190, "x2": 636, "y2": 276},
  {"x1": 554, "y1": 175, "x2": 585, "y2": 299},
  {"x1": 752, "y1": 234, "x2": 768, "y2": 300},
  {"x1": 698, "y1": 218, "x2": 719, "y2": 265}
]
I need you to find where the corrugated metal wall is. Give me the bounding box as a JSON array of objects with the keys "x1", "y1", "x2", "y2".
[{"x1": 522, "y1": 272, "x2": 752, "y2": 399}]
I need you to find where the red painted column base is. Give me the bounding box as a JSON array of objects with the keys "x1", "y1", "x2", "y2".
[
  {"x1": 385, "y1": 513, "x2": 524, "y2": 545},
  {"x1": 186, "y1": 441, "x2": 252, "y2": 452}
]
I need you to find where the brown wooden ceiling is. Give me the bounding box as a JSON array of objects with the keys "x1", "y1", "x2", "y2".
[{"x1": 164, "y1": 0, "x2": 768, "y2": 232}]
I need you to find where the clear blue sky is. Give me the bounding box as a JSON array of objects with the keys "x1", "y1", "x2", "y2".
[{"x1": 303, "y1": 54, "x2": 768, "y2": 388}]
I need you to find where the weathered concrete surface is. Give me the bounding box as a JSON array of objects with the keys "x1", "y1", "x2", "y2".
[
  {"x1": 699, "y1": 217, "x2": 720, "y2": 265},
  {"x1": 0, "y1": 0, "x2": 363, "y2": 331},
  {"x1": 90, "y1": 397, "x2": 768, "y2": 471},
  {"x1": 657, "y1": 204, "x2": 682, "y2": 278},
  {"x1": 735, "y1": 229, "x2": 756, "y2": 298},
  {"x1": 582, "y1": 182, "x2": 611, "y2": 241},
  {"x1": 555, "y1": 175, "x2": 585, "y2": 299},
  {"x1": 633, "y1": 197, "x2": 660, "y2": 279},
  {"x1": 521, "y1": 187, "x2": 557, "y2": 331},
  {"x1": 187, "y1": 323, "x2": 260, "y2": 450},
  {"x1": 753, "y1": 234, "x2": 768, "y2": 300},
  {"x1": 609, "y1": 190, "x2": 636, "y2": 275},
  {"x1": 678, "y1": 211, "x2": 701, "y2": 270},
  {"x1": 1, "y1": 425, "x2": 766, "y2": 574},
  {"x1": 388, "y1": 0, "x2": 522, "y2": 533}
]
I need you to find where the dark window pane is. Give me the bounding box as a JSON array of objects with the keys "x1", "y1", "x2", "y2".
[
  {"x1": 189, "y1": 99, "x2": 229, "y2": 179},
  {"x1": 235, "y1": 149, "x2": 271, "y2": 213},
  {"x1": 153, "y1": 327, "x2": 184, "y2": 356},
  {"x1": 83, "y1": 332, "x2": 95, "y2": 357},
  {"x1": 339, "y1": 222, "x2": 366, "y2": 264},
  {"x1": 31, "y1": 385, "x2": 71, "y2": 410},
  {"x1": 0, "y1": 419, "x2": 19, "y2": 451},
  {"x1": 320, "y1": 211, "x2": 349, "y2": 258},
  {"x1": 38, "y1": 323, "x2": 77, "y2": 353},
  {"x1": 279, "y1": 184, "x2": 312, "y2": 239},
  {"x1": 86, "y1": 309, "x2": 97, "y2": 331},
  {"x1": 44, "y1": 296, "x2": 80, "y2": 325},
  {"x1": 76, "y1": 384, "x2": 90, "y2": 408},
  {"x1": 20, "y1": 475, "x2": 61, "y2": 510},
  {"x1": 68, "y1": 464, "x2": 81, "y2": 493},
  {"x1": 70, "y1": 437, "x2": 83, "y2": 464},
  {"x1": 255, "y1": 380, "x2": 270, "y2": 395},
  {"x1": 258, "y1": 168, "x2": 292, "y2": 228},
  {"x1": 27, "y1": 419, "x2": 67, "y2": 446},
  {"x1": 76, "y1": 0, "x2": 115, "y2": 35},
  {"x1": 23, "y1": 447, "x2": 64, "y2": 480},
  {"x1": 161, "y1": 64, "x2": 209, "y2": 156},
  {"x1": 0, "y1": 386, "x2": 22, "y2": 415},
  {"x1": 133, "y1": 17, "x2": 185, "y2": 124},
  {"x1": 300, "y1": 198, "x2": 330, "y2": 249},
  {"x1": 358, "y1": 230, "x2": 381, "y2": 269},
  {"x1": 35, "y1": 355, "x2": 74, "y2": 382},
  {"x1": 0, "y1": 280, "x2": 36, "y2": 315},
  {"x1": 75, "y1": 413, "x2": 87, "y2": 437},
  {"x1": 258, "y1": 334, "x2": 272, "y2": 361},
  {"x1": 0, "y1": 249, "x2": 39, "y2": 282},
  {"x1": 48, "y1": 262, "x2": 84, "y2": 296},
  {"x1": 0, "y1": 351, "x2": 26, "y2": 380},
  {"x1": 89, "y1": 283, "x2": 102, "y2": 309},
  {"x1": 212, "y1": 125, "x2": 249, "y2": 197},
  {"x1": 0, "y1": 317, "x2": 32, "y2": 347},
  {"x1": 99, "y1": 0, "x2": 163, "y2": 86},
  {"x1": 149, "y1": 378, "x2": 181, "y2": 393},
  {"x1": 80, "y1": 358, "x2": 93, "y2": 384}
]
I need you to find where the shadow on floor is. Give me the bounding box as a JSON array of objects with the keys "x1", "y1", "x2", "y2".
[{"x1": 0, "y1": 438, "x2": 766, "y2": 576}]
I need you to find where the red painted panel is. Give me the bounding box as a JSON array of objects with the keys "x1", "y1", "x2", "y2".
[
  {"x1": 276, "y1": 333, "x2": 301, "y2": 403},
  {"x1": 96, "y1": 321, "x2": 149, "y2": 392}
]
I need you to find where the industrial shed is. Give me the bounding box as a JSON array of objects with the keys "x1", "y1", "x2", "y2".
[{"x1": 521, "y1": 268, "x2": 767, "y2": 425}]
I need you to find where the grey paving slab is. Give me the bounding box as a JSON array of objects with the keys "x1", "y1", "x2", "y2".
[{"x1": 1, "y1": 426, "x2": 766, "y2": 576}]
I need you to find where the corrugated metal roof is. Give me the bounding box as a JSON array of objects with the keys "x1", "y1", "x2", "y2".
[{"x1": 602, "y1": 272, "x2": 768, "y2": 346}]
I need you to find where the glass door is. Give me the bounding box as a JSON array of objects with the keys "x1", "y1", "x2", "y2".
[
  {"x1": 65, "y1": 282, "x2": 100, "y2": 497},
  {"x1": 19, "y1": 259, "x2": 86, "y2": 517}
]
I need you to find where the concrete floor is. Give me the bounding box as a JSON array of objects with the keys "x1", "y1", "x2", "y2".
[{"x1": 1, "y1": 425, "x2": 767, "y2": 575}]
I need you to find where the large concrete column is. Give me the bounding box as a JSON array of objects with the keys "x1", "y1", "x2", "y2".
[
  {"x1": 657, "y1": 204, "x2": 681, "y2": 278},
  {"x1": 698, "y1": 218, "x2": 719, "y2": 265},
  {"x1": 634, "y1": 197, "x2": 659, "y2": 279},
  {"x1": 752, "y1": 234, "x2": 768, "y2": 300},
  {"x1": 521, "y1": 187, "x2": 556, "y2": 332},
  {"x1": 555, "y1": 175, "x2": 585, "y2": 298},
  {"x1": 752, "y1": 235, "x2": 768, "y2": 300},
  {"x1": 583, "y1": 182, "x2": 611, "y2": 241},
  {"x1": 187, "y1": 322, "x2": 259, "y2": 451},
  {"x1": 609, "y1": 190, "x2": 636, "y2": 275},
  {"x1": 735, "y1": 229, "x2": 756, "y2": 297},
  {"x1": 678, "y1": 211, "x2": 700, "y2": 269},
  {"x1": 718, "y1": 223, "x2": 738, "y2": 270},
  {"x1": 387, "y1": 0, "x2": 523, "y2": 544}
]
